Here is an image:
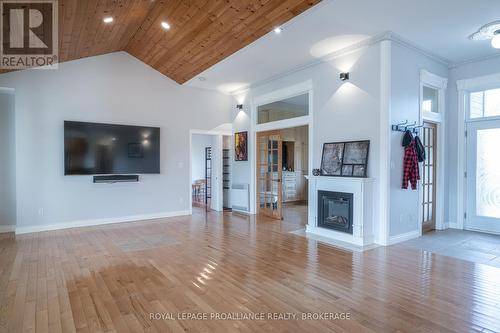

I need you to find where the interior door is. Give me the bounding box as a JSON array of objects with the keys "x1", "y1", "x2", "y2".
[
  {"x1": 257, "y1": 130, "x2": 283, "y2": 219},
  {"x1": 466, "y1": 119, "x2": 500, "y2": 233},
  {"x1": 421, "y1": 122, "x2": 437, "y2": 233}
]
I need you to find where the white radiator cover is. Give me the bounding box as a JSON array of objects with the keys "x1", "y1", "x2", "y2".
[{"x1": 231, "y1": 183, "x2": 249, "y2": 212}]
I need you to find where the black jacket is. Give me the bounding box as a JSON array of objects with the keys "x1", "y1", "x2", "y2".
[
  {"x1": 414, "y1": 136, "x2": 426, "y2": 162},
  {"x1": 402, "y1": 130, "x2": 413, "y2": 147}
]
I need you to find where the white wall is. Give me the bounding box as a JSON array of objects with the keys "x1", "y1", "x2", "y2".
[
  {"x1": 446, "y1": 57, "x2": 500, "y2": 226},
  {"x1": 389, "y1": 43, "x2": 449, "y2": 237},
  {"x1": 191, "y1": 134, "x2": 212, "y2": 183},
  {"x1": 0, "y1": 52, "x2": 232, "y2": 231},
  {"x1": 0, "y1": 92, "x2": 16, "y2": 229},
  {"x1": 232, "y1": 43, "x2": 382, "y2": 235}
]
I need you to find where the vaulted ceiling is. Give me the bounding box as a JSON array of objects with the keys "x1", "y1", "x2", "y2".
[{"x1": 57, "y1": 0, "x2": 321, "y2": 84}]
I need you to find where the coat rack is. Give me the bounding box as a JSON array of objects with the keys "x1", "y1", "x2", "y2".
[{"x1": 391, "y1": 120, "x2": 423, "y2": 135}]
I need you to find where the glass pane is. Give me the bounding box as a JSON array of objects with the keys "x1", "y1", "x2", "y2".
[
  {"x1": 259, "y1": 166, "x2": 266, "y2": 177},
  {"x1": 470, "y1": 88, "x2": 500, "y2": 119},
  {"x1": 428, "y1": 203, "x2": 433, "y2": 221},
  {"x1": 423, "y1": 86, "x2": 439, "y2": 113},
  {"x1": 476, "y1": 128, "x2": 500, "y2": 218},
  {"x1": 485, "y1": 88, "x2": 500, "y2": 118},
  {"x1": 470, "y1": 91, "x2": 484, "y2": 119},
  {"x1": 257, "y1": 93, "x2": 309, "y2": 124}
]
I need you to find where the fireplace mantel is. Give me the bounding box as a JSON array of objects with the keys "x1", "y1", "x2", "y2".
[{"x1": 306, "y1": 176, "x2": 375, "y2": 246}]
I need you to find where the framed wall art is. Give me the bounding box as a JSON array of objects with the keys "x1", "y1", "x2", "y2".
[
  {"x1": 234, "y1": 131, "x2": 248, "y2": 161},
  {"x1": 320, "y1": 140, "x2": 369, "y2": 177}
]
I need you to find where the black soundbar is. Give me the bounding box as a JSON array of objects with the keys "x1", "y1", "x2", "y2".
[{"x1": 93, "y1": 175, "x2": 139, "y2": 183}]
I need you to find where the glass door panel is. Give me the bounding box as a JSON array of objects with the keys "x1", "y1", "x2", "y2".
[
  {"x1": 466, "y1": 119, "x2": 500, "y2": 233},
  {"x1": 422, "y1": 122, "x2": 437, "y2": 233},
  {"x1": 256, "y1": 130, "x2": 282, "y2": 219}
]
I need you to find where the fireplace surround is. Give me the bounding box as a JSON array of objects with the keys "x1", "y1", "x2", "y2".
[{"x1": 306, "y1": 176, "x2": 375, "y2": 246}]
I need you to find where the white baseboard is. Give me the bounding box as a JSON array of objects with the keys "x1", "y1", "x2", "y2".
[
  {"x1": 0, "y1": 225, "x2": 16, "y2": 233},
  {"x1": 15, "y1": 210, "x2": 190, "y2": 235},
  {"x1": 447, "y1": 222, "x2": 459, "y2": 229},
  {"x1": 388, "y1": 229, "x2": 420, "y2": 245}
]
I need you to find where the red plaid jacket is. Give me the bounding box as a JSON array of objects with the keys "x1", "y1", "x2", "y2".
[{"x1": 402, "y1": 141, "x2": 420, "y2": 190}]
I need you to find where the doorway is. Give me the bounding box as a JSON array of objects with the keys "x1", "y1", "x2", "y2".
[
  {"x1": 421, "y1": 122, "x2": 437, "y2": 233},
  {"x1": 257, "y1": 130, "x2": 283, "y2": 219},
  {"x1": 190, "y1": 132, "x2": 231, "y2": 212},
  {"x1": 465, "y1": 119, "x2": 500, "y2": 234},
  {"x1": 256, "y1": 125, "x2": 309, "y2": 221}
]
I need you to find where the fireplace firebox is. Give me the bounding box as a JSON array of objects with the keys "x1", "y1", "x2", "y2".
[{"x1": 317, "y1": 190, "x2": 353, "y2": 234}]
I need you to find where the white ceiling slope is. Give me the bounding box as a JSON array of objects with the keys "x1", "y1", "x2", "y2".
[{"x1": 185, "y1": 0, "x2": 500, "y2": 94}]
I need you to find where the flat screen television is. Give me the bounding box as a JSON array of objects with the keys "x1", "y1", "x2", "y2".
[{"x1": 64, "y1": 121, "x2": 160, "y2": 175}]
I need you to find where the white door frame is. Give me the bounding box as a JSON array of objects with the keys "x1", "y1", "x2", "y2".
[
  {"x1": 456, "y1": 71, "x2": 500, "y2": 229},
  {"x1": 249, "y1": 80, "x2": 313, "y2": 215},
  {"x1": 189, "y1": 129, "x2": 231, "y2": 214},
  {"x1": 418, "y1": 70, "x2": 447, "y2": 233}
]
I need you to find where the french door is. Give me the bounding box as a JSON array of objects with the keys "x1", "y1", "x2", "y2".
[
  {"x1": 465, "y1": 119, "x2": 500, "y2": 233},
  {"x1": 421, "y1": 122, "x2": 437, "y2": 233},
  {"x1": 256, "y1": 130, "x2": 283, "y2": 219}
]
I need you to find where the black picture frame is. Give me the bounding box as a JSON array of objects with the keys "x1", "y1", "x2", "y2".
[{"x1": 320, "y1": 140, "x2": 370, "y2": 178}]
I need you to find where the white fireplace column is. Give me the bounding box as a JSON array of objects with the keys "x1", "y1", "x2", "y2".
[{"x1": 306, "y1": 176, "x2": 375, "y2": 246}]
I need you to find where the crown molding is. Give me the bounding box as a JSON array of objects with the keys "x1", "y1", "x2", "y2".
[
  {"x1": 231, "y1": 31, "x2": 453, "y2": 95},
  {"x1": 449, "y1": 52, "x2": 500, "y2": 69},
  {"x1": 385, "y1": 32, "x2": 452, "y2": 67}
]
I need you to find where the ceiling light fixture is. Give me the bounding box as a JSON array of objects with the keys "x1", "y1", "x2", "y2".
[
  {"x1": 492, "y1": 33, "x2": 500, "y2": 49},
  {"x1": 273, "y1": 27, "x2": 282, "y2": 34},
  {"x1": 161, "y1": 21, "x2": 171, "y2": 30},
  {"x1": 470, "y1": 21, "x2": 500, "y2": 49},
  {"x1": 103, "y1": 16, "x2": 114, "y2": 24}
]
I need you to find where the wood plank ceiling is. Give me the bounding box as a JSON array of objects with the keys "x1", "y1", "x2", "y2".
[{"x1": 57, "y1": 0, "x2": 322, "y2": 84}]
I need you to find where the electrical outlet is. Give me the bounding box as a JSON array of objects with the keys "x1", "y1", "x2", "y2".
[{"x1": 38, "y1": 208, "x2": 44, "y2": 216}]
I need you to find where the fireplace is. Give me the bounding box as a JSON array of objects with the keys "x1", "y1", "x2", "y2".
[{"x1": 317, "y1": 190, "x2": 353, "y2": 234}]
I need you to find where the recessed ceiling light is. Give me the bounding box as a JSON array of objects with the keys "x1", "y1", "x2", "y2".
[
  {"x1": 103, "y1": 16, "x2": 113, "y2": 24},
  {"x1": 161, "y1": 21, "x2": 171, "y2": 30},
  {"x1": 273, "y1": 27, "x2": 282, "y2": 34}
]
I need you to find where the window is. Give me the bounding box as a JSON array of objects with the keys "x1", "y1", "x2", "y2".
[
  {"x1": 423, "y1": 86, "x2": 439, "y2": 113},
  {"x1": 470, "y1": 88, "x2": 500, "y2": 119},
  {"x1": 257, "y1": 93, "x2": 309, "y2": 125}
]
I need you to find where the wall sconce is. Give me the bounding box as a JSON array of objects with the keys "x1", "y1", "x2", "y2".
[
  {"x1": 236, "y1": 104, "x2": 243, "y2": 110},
  {"x1": 340, "y1": 72, "x2": 350, "y2": 81}
]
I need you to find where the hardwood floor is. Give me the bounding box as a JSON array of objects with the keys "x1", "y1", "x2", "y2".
[{"x1": 1, "y1": 206, "x2": 499, "y2": 332}]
